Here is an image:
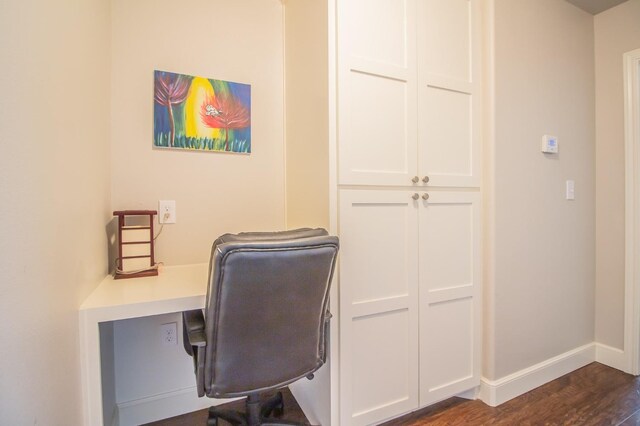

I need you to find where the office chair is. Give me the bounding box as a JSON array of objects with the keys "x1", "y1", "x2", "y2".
[{"x1": 182, "y1": 228, "x2": 339, "y2": 426}]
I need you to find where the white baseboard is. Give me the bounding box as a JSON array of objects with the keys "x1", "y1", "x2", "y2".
[
  {"x1": 479, "y1": 343, "x2": 595, "y2": 407},
  {"x1": 117, "y1": 387, "x2": 240, "y2": 426},
  {"x1": 595, "y1": 343, "x2": 627, "y2": 372}
]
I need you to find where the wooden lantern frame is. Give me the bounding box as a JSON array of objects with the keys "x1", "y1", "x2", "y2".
[{"x1": 113, "y1": 210, "x2": 158, "y2": 279}]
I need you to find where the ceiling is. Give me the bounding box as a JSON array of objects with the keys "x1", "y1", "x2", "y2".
[{"x1": 565, "y1": 0, "x2": 628, "y2": 14}]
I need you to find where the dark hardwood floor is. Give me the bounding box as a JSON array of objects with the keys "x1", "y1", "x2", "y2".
[
  {"x1": 383, "y1": 362, "x2": 640, "y2": 426},
  {"x1": 143, "y1": 388, "x2": 308, "y2": 426},
  {"x1": 146, "y1": 362, "x2": 640, "y2": 425}
]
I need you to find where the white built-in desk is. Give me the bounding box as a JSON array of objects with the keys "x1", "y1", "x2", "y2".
[{"x1": 79, "y1": 263, "x2": 209, "y2": 426}]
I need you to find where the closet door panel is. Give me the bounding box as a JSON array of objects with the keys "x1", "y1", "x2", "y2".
[
  {"x1": 421, "y1": 0, "x2": 471, "y2": 81},
  {"x1": 339, "y1": 190, "x2": 419, "y2": 425},
  {"x1": 345, "y1": 74, "x2": 411, "y2": 184},
  {"x1": 420, "y1": 192, "x2": 474, "y2": 289},
  {"x1": 422, "y1": 87, "x2": 473, "y2": 181},
  {"x1": 348, "y1": 0, "x2": 408, "y2": 67},
  {"x1": 352, "y1": 310, "x2": 412, "y2": 420},
  {"x1": 417, "y1": 0, "x2": 481, "y2": 187},
  {"x1": 346, "y1": 192, "x2": 412, "y2": 303},
  {"x1": 421, "y1": 298, "x2": 475, "y2": 404},
  {"x1": 338, "y1": 0, "x2": 418, "y2": 186},
  {"x1": 418, "y1": 191, "x2": 481, "y2": 406}
]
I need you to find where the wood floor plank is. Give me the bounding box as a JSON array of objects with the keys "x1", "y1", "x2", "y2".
[
  {"x1": 148, "y1": 363, "x2": 639, "y2": 425},
  {"x1": 382, "y1": 363, "x2": 640, "y2": 426}
]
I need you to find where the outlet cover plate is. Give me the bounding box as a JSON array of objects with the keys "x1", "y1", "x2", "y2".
[
  {"x1": 160, "y1": 322, "x2": 178, "y2": 346},
  {"x1": 158, "y1": 200, "x2": 176, "y2": 224}
]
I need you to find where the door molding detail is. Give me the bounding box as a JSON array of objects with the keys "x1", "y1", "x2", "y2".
[{"x1": 624, "y1": 47, "x2": 640, "y2": 375}]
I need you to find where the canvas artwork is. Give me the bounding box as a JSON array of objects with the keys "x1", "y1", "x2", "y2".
[{"x1": 153, "y1": 70, "x2": 251, "y2": 153}]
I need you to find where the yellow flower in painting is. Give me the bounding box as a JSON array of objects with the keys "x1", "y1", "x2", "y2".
[{"x1": 184, "y1": 77, "x2": 221, "y2": 139}]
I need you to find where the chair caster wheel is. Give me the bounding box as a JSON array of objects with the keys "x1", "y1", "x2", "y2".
[
  {"x1": 273, "y1": 401, "x2": 284, "y2": 417},
  {"x1": 207, "y1": 418, "x2": 218, "y2": 426}
]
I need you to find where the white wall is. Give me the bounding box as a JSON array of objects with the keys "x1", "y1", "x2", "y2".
[
  {"x1": 0, "y1": 0, "x2": 111, "y2": 424},
  {"x1": 284, "y1": 2, "x2": 330, "y2": 423},
  {"x1": 109, "y1": 0, "x2": 286, "y2": 421},
  {"x1": 285, "y1": 0, "x2": 329, "y2": 231},
  {"x1": 114, "y1": 314, "x2": 192, "y2": 406},
  {"x1": 113, "y1": 313, "x2": 226, "y2": 425},
  {"x1": 594, "y1": 0, "x2": 640, "y2": 350},
  {"x1": 110, "y1": 0, "x2": 286, "y2": 266},
  {"x1": 485, "y1": 0, "x2": 595, "y2": 380}
]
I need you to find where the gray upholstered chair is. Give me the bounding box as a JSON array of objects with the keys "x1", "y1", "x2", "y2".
[{"x1": 182, "y1": 228, "x2": 339, "y2": 426}]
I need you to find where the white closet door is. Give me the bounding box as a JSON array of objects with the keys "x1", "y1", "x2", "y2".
[
  {"x1": 338, "y1": 0, "x2": 419, "y2": 187},
  {"x1": 339, "y1": 189, "x2": 419, "y2": 425},
  {"x1": 418, "y1": 191, "x2": 481, "y2": 406},
  {"x1": 417, "y1": 0, "x2": 481, "y2": 187}
]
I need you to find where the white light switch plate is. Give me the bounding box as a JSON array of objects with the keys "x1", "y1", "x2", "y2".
[{"x1": 566, "y1": 180, "x2": 575, "y2": 200}]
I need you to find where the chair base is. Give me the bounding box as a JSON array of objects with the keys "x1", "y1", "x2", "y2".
[{"x1": 207, "y1": 391, "x2": 307, "y2": 426}]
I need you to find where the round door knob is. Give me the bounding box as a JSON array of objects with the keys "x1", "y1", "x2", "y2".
[
  {"x1": 412, "y1": 176, "x2": 419, "y2": 184},
  {"x1": 422, "y1": 176, "x2": 430, "y2": 183},
  {"x1": 412, "y1": 193, "x2": 420, "y2": 200},
  {"x1": 422, "y1": 193, "x2": 429, "y2": 200}
]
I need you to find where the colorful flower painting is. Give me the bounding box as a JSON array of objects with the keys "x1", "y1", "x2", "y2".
[{"x1": 153, "y1": 70, "x2": 251, "y2": 153}]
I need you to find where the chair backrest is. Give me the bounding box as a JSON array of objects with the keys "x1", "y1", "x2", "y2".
[{"x1": 203, "y1": 228, "x2": 339, "y2": 398}]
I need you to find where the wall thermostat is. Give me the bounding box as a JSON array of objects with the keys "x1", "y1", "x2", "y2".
[{"x1": 541, "y1": 135, "x2": 558, "y2": 153}]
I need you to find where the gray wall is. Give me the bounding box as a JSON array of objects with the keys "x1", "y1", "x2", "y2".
[
  {"x1": 485, "y1": 0, "x2": 596, "y2": 380},
  {"x1": 594, "y1": 0, "x2": 640, "y2": 350}
]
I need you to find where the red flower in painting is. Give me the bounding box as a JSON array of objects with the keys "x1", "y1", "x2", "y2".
[
  {"x1": 200, "y1": 93, "x2": 250, "y2": 151},
  {"x1": 154, "y1": 73, "x2": 191, "y2": 147}
]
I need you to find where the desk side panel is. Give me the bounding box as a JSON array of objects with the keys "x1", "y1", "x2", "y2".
[
  {"x1": 80, "y1": 310, "x2": 104, "y2": 426},
  {"x1": 100, "y1": 322, "x2": 116, "y2": 426}
]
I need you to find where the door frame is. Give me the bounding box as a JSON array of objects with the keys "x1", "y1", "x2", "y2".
[{"x1": 624, "y1": 47, "x2": 640, "y2": 375}]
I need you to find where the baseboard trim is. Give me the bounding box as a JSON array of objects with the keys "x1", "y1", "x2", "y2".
[
  {"x1": 595, "y1": 343, "x2": 627, "y2": 372},
  {"x1": 117, "y1": 387, "x2": 240, "y2": 426},
  {"x1": 479, "y1": 343, "x2": 595, "y2": 407}
]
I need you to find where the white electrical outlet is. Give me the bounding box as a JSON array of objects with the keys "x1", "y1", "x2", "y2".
[
  {"x1": 160, "y1": 322, "x2": 178, "y2": 346},
  {"x1": 158, "y1": 200, "x2": 176, "y2": 224}
]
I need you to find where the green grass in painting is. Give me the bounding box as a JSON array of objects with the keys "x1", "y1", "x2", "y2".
[{"x1": 154, "y1": 132, "x2": 250, "y2": 153}]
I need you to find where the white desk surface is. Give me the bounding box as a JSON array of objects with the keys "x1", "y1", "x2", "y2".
[
  {"x1": 80, "y1": 263, "x2": 209, "y2": 320},
  {"x1": 79, "y1": 263, "x2": 209, "y2": 425}
]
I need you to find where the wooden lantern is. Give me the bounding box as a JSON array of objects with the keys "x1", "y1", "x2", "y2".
[{"x1": 113, "y1": 210, "x2": 158, "y2": 279}]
